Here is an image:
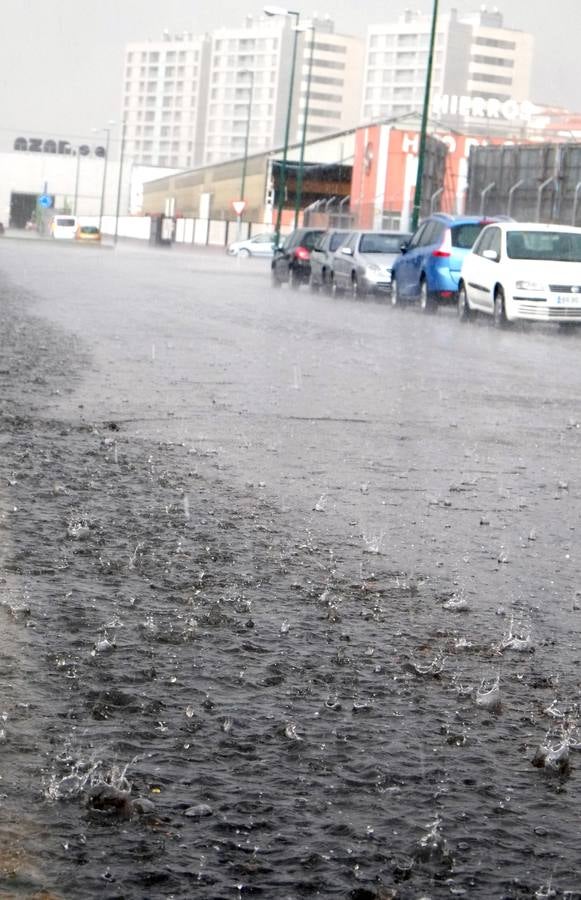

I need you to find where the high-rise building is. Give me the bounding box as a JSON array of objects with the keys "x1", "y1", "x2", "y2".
[
  {"x1": 203, "y1": 17, "x2": 294, "y2": 165},
  {"x1": 296, "y1": 20, "x2": 365, "y2": 143},
  {"x1": 203, "y1": 16, "x2": 365, "y2": 164},
  {"x1": 121, "y1": 17, "x2": 364, "y2": 169},
  {"x1": 362, "y1": 8, "x2": 534, "y2": 135},
  {"x1": 122, "y1": 32, "x2": 210, "y2": 169}
]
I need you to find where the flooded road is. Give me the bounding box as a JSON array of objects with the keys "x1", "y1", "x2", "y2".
[{"x1": 1, "y1": 239, "x2": 581, "y2": 898}]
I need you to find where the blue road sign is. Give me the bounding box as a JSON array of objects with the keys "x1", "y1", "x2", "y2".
[{"x1": 38, "y1": 194, "x2": 52, "y2": 209}]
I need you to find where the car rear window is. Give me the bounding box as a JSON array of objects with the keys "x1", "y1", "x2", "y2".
[
  {"x1": 56, "y1": 218, "x2": 76, "y2": 227},
  {"x1": 359, "y1": 233, "x2": 402, "y2": 254},
  {"x1": 451, "y1": 223, "x2": 487, "y2": 249},
  {"x1": 329, "y1": 233, "x2": 346, "y2": 252},
  {"x1": 507, "y1": 230, "x2": 581, "y2": 262},
  {"x1": 301, "y1": 231, "x2": 324, "y2": 250},
  {"x1": 80, "y1": 226, "x2": 99, "y2": 234}
]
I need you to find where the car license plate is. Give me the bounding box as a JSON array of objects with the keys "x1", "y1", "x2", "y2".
[{"x1": 555, "y1": 294, "x2": 581, "y2": 306}]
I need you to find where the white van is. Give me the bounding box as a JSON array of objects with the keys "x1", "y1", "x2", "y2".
[{"x1": 51, "y1": 215, "x2": 77, "y2": 240}]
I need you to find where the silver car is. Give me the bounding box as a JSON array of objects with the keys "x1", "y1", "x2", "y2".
[
  {"x1": 227, "y1": 232, "x2": 275, "y2": 257},
  {"x1": 331, "y1": 230, "x2": 411, "y2": 298}
]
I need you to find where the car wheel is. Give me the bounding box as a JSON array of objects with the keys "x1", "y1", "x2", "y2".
[
  {"x1": 238, "y1": 248, "x2": 250, "y2": 258},
  {"x1": 457, "y1": 283, "x2": 475, "y2": 322},
  {"x1": 271, "y1": 269, "x2": 281, "y2": 289},
  {"x1": 493, "y1": 286, "x2": 509, "y2": 328},
  {"x1": 351, "y1": 274, "x2": 360, "y2": 299},
  {"x1": 290, "y1": 268, "x2": 301, "y2": 290},
  {"x1": 419, "y1": 278, "x2": 436, "y2": 314},
  {"x1": 391, "y1": 276, "x2": 402, "y2": 307}
]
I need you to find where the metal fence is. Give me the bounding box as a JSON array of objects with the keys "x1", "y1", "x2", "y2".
[
  {"x1": 168, "y1": 217, "x2": 281, "y2": 248},
  {"x1": 465, "y1": 143, "x2": 581, "y2": 224}
]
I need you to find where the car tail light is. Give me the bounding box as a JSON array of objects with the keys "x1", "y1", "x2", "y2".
[
  {"x1": 432, "y1": 228, "x2": 452, "y2": 258},
  {"x1": 294, "y1": 246, "x2": 310, "y2": 260}
]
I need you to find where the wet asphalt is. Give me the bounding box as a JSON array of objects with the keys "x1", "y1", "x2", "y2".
[{"x1": 1, "y1": 237, "x2": 581, "y2": 898}]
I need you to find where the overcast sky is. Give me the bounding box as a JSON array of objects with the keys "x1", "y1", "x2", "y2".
[{"x1": 0, "y1": 0, "x2": 578, "y2": 149}]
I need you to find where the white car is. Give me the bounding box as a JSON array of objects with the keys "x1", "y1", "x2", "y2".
[
  {"x1": 51, "y1": 215, "x2": 78, "y2": 240},
  {"x1": 458, "y1": 222, "x2": 581, "y2": 326},
  {"x1": 227, "y1": 232, "x2": 275, "y2": 258}
]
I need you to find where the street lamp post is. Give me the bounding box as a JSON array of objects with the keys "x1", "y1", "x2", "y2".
[
  {"x1": 114, "y1": 119, "x2": 127, "y2": 247},
  {"x1": 94, "y1": 120, "x2": 115, "y2": 233},
  {"x1": 410, "y1": 0, "x2": 439, "y2": 232},
  {"x1": 237, "y1": 69, "x2": 255, "y2": 241},
  {"x1": 294, "y1": 23, "x2": 315, "y2": 228},
  {"x1": 73, "y1": 148, "x2": 82, "y2": 216},
  {"x1": 264, "y1": 5, "x2": 300, "y2": 247}
]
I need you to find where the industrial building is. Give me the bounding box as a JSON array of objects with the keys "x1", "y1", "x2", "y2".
[
  {"x1": 122, "y1": 17, "x2": 364, "y2": 170},
  {"x1": 362, "y1": 7, "x2": 534, "y2": 136}
]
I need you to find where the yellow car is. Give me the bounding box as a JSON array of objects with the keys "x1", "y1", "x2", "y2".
[{"x1": 76, "y1": 224, "x2": 101, "y2": 242}]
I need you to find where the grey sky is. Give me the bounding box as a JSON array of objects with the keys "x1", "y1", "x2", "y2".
[{"x1": 0, "y1": 0, "x2": 578, "y2": 148}]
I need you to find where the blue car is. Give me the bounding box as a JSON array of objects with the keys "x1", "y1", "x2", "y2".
[{"x1": 391, "y1": 214, "x2": 507, "y2": 313}]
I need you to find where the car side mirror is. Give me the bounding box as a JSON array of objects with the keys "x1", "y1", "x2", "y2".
[
  {"x1": 400, "y1": 242, "x2": 409, "y2": 254},
  {"x1": 341, "y1": 246, "x2": 353, "y2": 255},
  {"x1": 482, "y1": 249, "x2": 499, "y2": 262}
]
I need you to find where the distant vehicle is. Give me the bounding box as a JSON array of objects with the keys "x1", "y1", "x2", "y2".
[
  {"x1": 271, "y1": 228, "x2": 325, "y2": 289},
  {"x1": 331, "y1": 230, "x2": 411, "y2": 298},
  {"x1": 309, "y1": 230, "x2": 349, "y2": 293},
  {"x1": 227, "y1": 232, "x2": 275, "y2": 257},
  {"x1": 76, "y1": 224, "x2": 101, "y2": 243},
  {"x1": 458, "y1": 222, "x2": 581, "y2": 327},
  {"x1": 0, "y1": 222, "x2": 4, "y2": 236},
  {"x1": 391, "y1": 213, "x2": 510, "y2": 312},
  {"x1": 51, "y1": 215, "x2": 77, "y2": 240}
]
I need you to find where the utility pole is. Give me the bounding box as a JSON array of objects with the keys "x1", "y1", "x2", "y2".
[
  {"x1": 73, "y1": 149, "x2": 82, "y2": 216},
  {"x1": 264, "y1": 6, "x2": 301, "y2": 247},
  {"x1": 294, "y1": 23, "x2": 315, "y2": 228},
  {"x1": 114, "y1": 120, "x2": 127, "y2": 246},
  {"x1": 411, "y1": 0, "x2": 439, "y2": 232},
  {"x1": 237, "y1": 69, "x2": 255, "y2": 240}
]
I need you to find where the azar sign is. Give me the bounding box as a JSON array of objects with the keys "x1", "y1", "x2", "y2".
[{"x1": 13, "y1": 137, "x2": 106, "y2": 157}]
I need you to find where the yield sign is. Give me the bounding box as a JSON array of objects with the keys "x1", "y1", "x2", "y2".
[{"x1": 232, "y1": 200, "x2": 246, "y2": 216}]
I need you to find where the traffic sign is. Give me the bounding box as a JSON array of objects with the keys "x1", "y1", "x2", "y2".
[
  {"x1": 38, "y1": 194, "x2": 53, "y2": 209},
  {"x1": 232, "y1": 200, "x2": 246, "y2": 216}
]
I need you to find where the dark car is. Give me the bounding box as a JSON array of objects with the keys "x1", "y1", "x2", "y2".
[
  {"x1": 271, "y1": 228, "x2": 325, "y2": 289},
  {"x1": 391, "y1": 213, "x2": 512, "y2": 313},
  {"x1": 309, "y1": 229, "x2": 348, "y2": 293}
]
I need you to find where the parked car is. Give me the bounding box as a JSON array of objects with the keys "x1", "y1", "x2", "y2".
[
  {"x1": 391, "y1": 213, "x2": 509, "y2": 312},
  {"x1": 51, "y1": 215, "x2": 77, "y2": 240},
  {"x1": 227, "y1": 232, "x2": 275, "y2": 257},
  {"x1": 76, "y1": 224, "x2": 101, "y2": 243},
  {"x1": 458, "y1": 222, "x2": 581, "y2": 327},
  {"x1": 309, "y1": 229, "x2": 349, "y2": 292},
  {"x1": 271, "y1": 228, "x2": 325, "y2": 288},
  {"x1": 331, "y1": 229, "x2": 411, "y2": 298}
]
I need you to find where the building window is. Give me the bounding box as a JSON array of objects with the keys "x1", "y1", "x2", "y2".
[
  {"x1": 472, "y1": 54, "x2": 515, "y2": 68},
  {"x1": 308, "y1": 41, "x2": 347, "y2": 54},
  {"x1": 475, "y1": 36, "x2": 516, "y2": 50},
  {"x1": 471, "y1": 72, "x2": 513, "y2": 85}
]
